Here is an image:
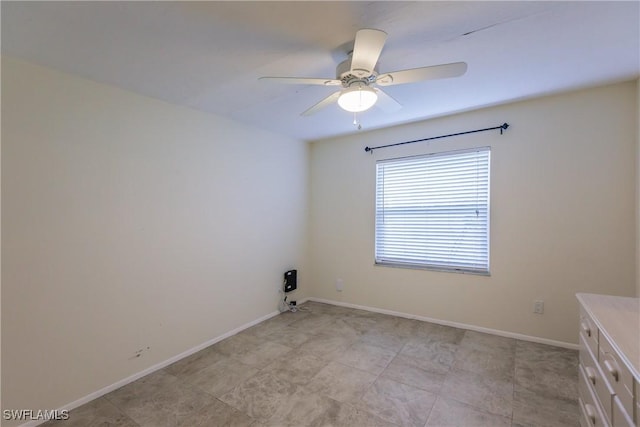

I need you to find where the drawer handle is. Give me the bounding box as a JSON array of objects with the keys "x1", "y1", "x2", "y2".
[
  {"x1": 584, "y1": 366, "x2": 596, "y2": 385},
  {"x1": 603, "y1": 359, "x2": 619, "y2": 382},
  {"x1": 580, "y1": 322, "x2": 591, "y2": 337},
  {"x1": 585, "y1": 403, "x2": 597, "y2": 425}
]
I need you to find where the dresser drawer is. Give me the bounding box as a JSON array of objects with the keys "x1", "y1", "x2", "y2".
[
  {"x1": 580, "y1": 364, "x2": 609, "y2": 427},
  {"x1": 581, "y1": 334, "x2": 615, "y2": 424},
  {"x1": 612, "y1": 396, "x2": 634, "y2": 426},
  {"x1": 599, "y1": 333, "x2": 634, "y2": 418},
  {"x1": 580, "y1": 306, "x2": 599, "y2": 357},
  {"x1": 580, "y1": 306, "x2": 598, "y2": 356}
]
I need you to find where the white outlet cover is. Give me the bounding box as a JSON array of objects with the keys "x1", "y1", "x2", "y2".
[{"x1": 336, "y1": 279, "x2": 344, "y2": 292}]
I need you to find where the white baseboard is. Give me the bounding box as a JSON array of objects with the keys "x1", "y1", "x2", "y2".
[
  {"x1": 19, "y1": 309, "x2": 282, "y2": 427},
  {"x1": 306, "y1": 297, "x2": 579, "y2": 350}
]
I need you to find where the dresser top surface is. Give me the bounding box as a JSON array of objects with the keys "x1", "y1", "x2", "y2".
[{"x1": 577, "y1": 293, "x2": 640, "y2": 379}]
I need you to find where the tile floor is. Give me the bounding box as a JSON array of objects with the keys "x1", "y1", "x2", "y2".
[{"x1": 44, "y1": 301, "x2": 579, "y2": 427}]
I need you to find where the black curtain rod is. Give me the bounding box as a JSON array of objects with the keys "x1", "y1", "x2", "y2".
[{"x1": 364, "y1": 123, "x2": 509, "y2": 153}]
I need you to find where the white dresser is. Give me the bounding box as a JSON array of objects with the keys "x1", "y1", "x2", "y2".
[{"x1": 577, "y1": 293, "x2": 639, "y2": 427}]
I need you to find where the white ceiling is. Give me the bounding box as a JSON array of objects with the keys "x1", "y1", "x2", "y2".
[{"x1": 2, "y1": 1, "x2": 639, "y2": 141}]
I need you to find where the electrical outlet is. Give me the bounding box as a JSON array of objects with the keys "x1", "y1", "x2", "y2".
[
  {"x1": 533, "y1": 300, "x2": 544, "y2": 314},
  {"x1": 336, "y1": 278, "x2": 344, "y2": 292}
]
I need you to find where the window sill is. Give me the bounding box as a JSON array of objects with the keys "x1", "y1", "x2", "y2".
[{"x1": 374, "y1": 261, "x2": 491, "y2": 276}]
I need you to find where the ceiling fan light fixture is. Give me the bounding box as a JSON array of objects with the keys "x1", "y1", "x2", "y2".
[{"x1": 337, "y1": 86, "x2": 377, "y2": 113}]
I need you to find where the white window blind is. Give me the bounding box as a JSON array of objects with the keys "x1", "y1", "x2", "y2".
[{"x1": 375, "y1": 147, "x2": 490, "y2": 274}]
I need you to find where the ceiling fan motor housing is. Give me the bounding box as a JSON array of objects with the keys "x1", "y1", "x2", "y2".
[{"x1": 336, "y1": 57, "x2": 377, "y2": 88}]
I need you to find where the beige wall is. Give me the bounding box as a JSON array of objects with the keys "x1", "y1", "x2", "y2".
[
  {"x1": 637, "y1": 78, "x2": 640, "y2": 298},
  {"x1": 309, "y1": 81, "x2": 637, "y2": 345},
  {"x1": 1, "y1": 57, "x2": 309, "y2": 418}
]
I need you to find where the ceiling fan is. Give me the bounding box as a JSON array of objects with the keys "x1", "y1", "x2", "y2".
[{"x1": 259, "y1": 28, "x2": 467, "y2": 117}]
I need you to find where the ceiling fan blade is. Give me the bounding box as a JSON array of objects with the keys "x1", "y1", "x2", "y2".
[
  {"x1": 350, "y1": 29, "x2": 387, "y2": 78},
  {"x1": 301, "y1": 91, "x2": 341, "y2": 116},
  {"x1": 259, "y1": 77, "x2": 341, "y2": 86},
  {"x1": 374, "y1": 88, "x2": 402, "y2": 113},
  {"x1": 376, "y1": 62, "x2": 467, "y2": 86}
]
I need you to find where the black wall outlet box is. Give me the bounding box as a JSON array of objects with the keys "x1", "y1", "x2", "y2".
[{"x1": 284, "y1": 270, "x2": 297, "y2": 293}]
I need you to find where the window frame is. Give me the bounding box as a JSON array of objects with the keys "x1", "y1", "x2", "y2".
[{"x1": 374, "y1": 146, "x2": 491, "y2": 275}]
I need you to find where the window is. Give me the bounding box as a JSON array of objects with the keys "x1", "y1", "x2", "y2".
[{"x1": 375, "y1": 147, "x2": 490, "y2": 274}]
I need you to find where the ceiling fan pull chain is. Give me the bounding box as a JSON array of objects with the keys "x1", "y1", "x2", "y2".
[{"x1": 352, "y1": 113, "x2": 363, "y2": 130}]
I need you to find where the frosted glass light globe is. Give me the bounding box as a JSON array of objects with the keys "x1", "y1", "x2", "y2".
[{"x1": 337, "y1": 86, "x2": 377, "y2": 112}]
